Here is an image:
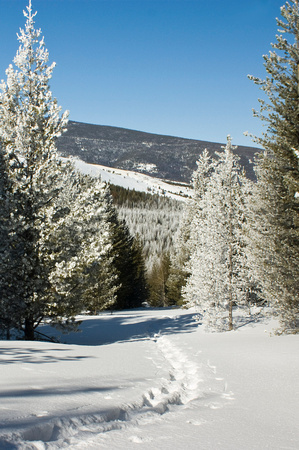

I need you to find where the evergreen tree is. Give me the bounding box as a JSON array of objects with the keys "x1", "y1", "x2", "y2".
[
  {"x1": 130, "y1": 235, "x2": 149, "y2": 307},
  {"x1": 0, "y1": 1, "x2": 69, "y2": 338},
  {"x1": 147, "y1": 252, "x2": 171, "y2": 307},
  {"x1": 183, "y1": 138, "x2": 250, "y2": 331},
  {"x1": 165, "y1": 255, "x2": 188, "y2": 306},
  {"x1": 167, "y1": 150, "x2": 214, "y2": 306},
  {"x1": 247, "y1": 0, "x2": 299, "y2": 333},
  {"x1": 97, "y1": 189, "x2": 148, "y2": 311},
  {"x1": 42, "y1": 172, "x2": 118, "y2": 319},
  {"x1": 0, "y1": 1, "x2": 115, "y2": 338},
  {"x1": 0, "y1": 147, "x2": 25, "y2": 338}
]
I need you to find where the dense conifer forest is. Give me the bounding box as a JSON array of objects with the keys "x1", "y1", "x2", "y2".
[{"x1": 0, "y1": 0, "x2": 298, "y2": 339}]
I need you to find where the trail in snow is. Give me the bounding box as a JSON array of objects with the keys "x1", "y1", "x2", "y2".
[
  {"x1": 144, "y1": 333, "x2": 204, "y2": 409},
  {"x1": 1, "y1": 310, "x2": 297, "y2": 450},
  {"x1": 1, "y1": 330, "x2": 228, "y2": 449}
]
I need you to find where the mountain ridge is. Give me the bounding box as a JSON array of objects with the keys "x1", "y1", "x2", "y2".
[{"x1": 57, "y1": 121, "x2": 260, "y2": 182}]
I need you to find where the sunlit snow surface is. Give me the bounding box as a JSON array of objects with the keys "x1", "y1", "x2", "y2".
[
  {"x1": 62, "y1": 157, "x2": 191, "y2": 201},
  {"x1": 0, "y1": 308, "x2": 298, "y2": 449}
]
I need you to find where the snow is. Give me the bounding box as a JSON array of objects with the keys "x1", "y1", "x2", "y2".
[
  {"x1": 0, "y1": 308, "x2": 298, "y2": 449},
  {"x1": 61, "y1": 157, "x2": 191, "y2": 201},
  {"x1": 132, "y1": 163, "x2": 158, "y2": 174}
]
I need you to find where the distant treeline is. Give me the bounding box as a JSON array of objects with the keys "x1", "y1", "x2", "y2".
[
  {"x1": 109, "y1": 184, "x2": 175, "y2": 208},
  {"x1": 108, "y1": 183, "x2": 183, "y2": 270}
]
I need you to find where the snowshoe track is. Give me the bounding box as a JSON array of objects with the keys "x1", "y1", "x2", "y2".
[
  {"x1": 142, "y1": 333, "x2": 203, "y2": 409},
  {"x1": 2, "y1": 334, "x2": 222, "y2": 449}
]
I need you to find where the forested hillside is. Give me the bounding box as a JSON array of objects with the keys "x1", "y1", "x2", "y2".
[
  {"x1": 56, "y1": 121, "x2": 259, "y2": 182},
  {"x1": 110, "y1": 185, "x2": 182, "y2": 270}
]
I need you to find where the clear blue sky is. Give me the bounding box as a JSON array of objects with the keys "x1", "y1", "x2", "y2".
[{"x1": 0, "y1": 0, "x2": 285, "y2": 146}]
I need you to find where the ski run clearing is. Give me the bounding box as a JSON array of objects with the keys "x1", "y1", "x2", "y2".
[
  {"x1": 0, "y1": 308, "x2": 298, "y2": 449},
  {"x1": 65, "y1": 157, "x2": 191, "y2": 201}
]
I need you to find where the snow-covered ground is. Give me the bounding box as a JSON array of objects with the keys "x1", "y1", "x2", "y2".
[
  {"x1": 0, "y1": 308, "x2": 298, "y2": 449},
  {"x1": 62, "y1": 157, "x2": 191, "y2": 201}
]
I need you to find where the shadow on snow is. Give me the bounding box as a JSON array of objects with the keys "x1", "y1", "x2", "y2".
[{"x1": 39, "y1": 309, "x2": 199, "y2": 346}]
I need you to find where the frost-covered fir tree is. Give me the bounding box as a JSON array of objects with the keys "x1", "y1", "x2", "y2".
[
  {"x1": 183, "y1": 137, "x2": 250, "y2": 331},
  {"x1": 247, "y1": 0, "x2": 299, "y2": 333},
  {"x1": 0, "y1": 147, "x2": 26, "y2": 338},
  {"x1": 0, "y1": 1, "x2": 70, "y2": 339},
  {"x1": 0, "y1": 2, "x2": 114, "y2": 339},
  {"x1": 166, "y1": 150, "x2": 214, "y2": 306},
  {"x1": 41, "y1": 172, "x2": 118, "y2": 319}
]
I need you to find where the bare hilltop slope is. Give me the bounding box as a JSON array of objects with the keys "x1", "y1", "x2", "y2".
[{"x1": 57, "y1": 121, "x2": 260, "y2": 182}]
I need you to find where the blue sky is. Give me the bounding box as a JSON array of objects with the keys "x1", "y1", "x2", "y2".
[{"x1": 0, "y1": 0, "x2": 285, "y2": 146}]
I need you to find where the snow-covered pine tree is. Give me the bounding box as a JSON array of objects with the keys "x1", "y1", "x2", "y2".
[
  {"x1": 0, "y1": 1, "x2": 114, "y2": 338},
  {"x1": 183, "y1": 137, "x2": 250, "y2": 331},
  {"x1": 247, "y1": 0, "x2": 299, "y2": 333},
  {"x1": 0, "y1": 1, "x2": 70, "y2": 338},
  {"x1": 40, "y1": 171, "x2": 118, "y2": 319},
  {"x1": 71, "y1": 176, "x2": 118, "y2": 315},
  {"x1": 0, "y1": 147, "x2": 24, "y2": 338},
  {"x1": 167, "y1": 150, "x2": 214, "y2": 306}
]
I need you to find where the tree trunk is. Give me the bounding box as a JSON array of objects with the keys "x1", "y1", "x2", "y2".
[
  {"x1": 228, "y1": 296, "x2": 233, "y2": 331},
  {"x1": 228, "y1": 165, "x2": 234, "y2": 332},
  {"x1": 296, "y1": 0, "x2": 299, "y2": 96},
  {"x1": 228, "y1": 243, "x2": 233, "y2": 331},
  {"x1": 24, "y1": 318, "x2": 35, "y2": 340}
]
